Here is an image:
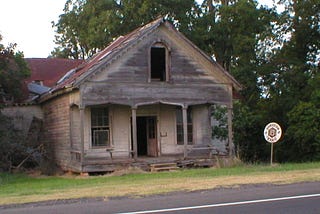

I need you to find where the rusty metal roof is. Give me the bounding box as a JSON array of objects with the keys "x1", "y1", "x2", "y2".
[{"x1": 50, "y1": 17, "x2": 165, "y2": 93}]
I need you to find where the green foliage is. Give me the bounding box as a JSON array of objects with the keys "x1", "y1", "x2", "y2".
[
  {"x1": 211, "y1": 105, "x2": 228, "y2": 141},
  {"x1": 233, "y1": 101, "x2": 271, "y2": 162},
  {"x1": 0, "y1": 35, "x2": 30, "y2": 103},
  {"x1": 284, "y1": 102, "x2": 320, "y2": 161},
  {"x1": 0, "y1": 113, "x2": 45, "y2": 172},
  {"x1": 0, "y1": 113, "x2": 25, "y2": 171},
  {"x1": 52, "y1": 0, "x2": 198, "y2": 59}
]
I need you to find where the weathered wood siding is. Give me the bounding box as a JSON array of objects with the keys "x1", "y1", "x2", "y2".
[
  {"x1": 84, "y1": 105, "x2": 132, "y2": 158},
  {"x1": 70, "y1": 106, "x2": 81, "y2": 151},
  {"x1": 42, "y1": 91, "x2": 80, "y2": 170},
  {"x1": 80, "y1": 25, "x2": 232, "y2": 108},
  {"x1": 192, "y1": 105, "x2": 211, "y2": 146},
  {"x1": 111, "y1": 105, "x2": 131, "y2": 156},
  {"x1": 42, "y1": 94, "x2": 70, "y2": 169},
  {"x1": 159, "y1": 104, "x2": 182, "y2": 154}
]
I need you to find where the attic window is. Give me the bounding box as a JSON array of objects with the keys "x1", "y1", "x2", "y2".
[{"x1": 150, "y1": 44, "x2": 167, "y2": 81}]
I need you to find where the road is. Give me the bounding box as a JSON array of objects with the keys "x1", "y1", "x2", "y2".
[{"x1": 1, "y1": 182, "x2": 319, "y2": 214}]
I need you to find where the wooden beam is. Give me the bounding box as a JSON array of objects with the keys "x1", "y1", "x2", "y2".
[
  {"x1": 227, "y1": 106, "x2": 234, "y2": 156},
  {"x1": 79, "y1": 106, "x2": 85, "y2": 165},
  {"x1": 227, "y1": 84, "x2": 235, "y2": 157},
  {"x1": 131, "y1": 107, "x2": 138, "y2": 160},
  {"x1": 182, "y1": 106, "x2": 188, "y2": 158}
]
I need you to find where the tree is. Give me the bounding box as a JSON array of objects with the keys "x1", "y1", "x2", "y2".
[
  {"x1": 194, "y1": 1, "x2": 282, "y2": 162},
  {"x1": 264, "y1": 0, "x2": 320, "y2": 162},
  {"x1": 285, "y1": 101, "x2": 320, "y2": 161},
  {"x1": 52, "y1": 0, "x2": 198, "y2": 59},
  {"x1": 0, "y1": 34, "x2": 30, "y2": 103}
]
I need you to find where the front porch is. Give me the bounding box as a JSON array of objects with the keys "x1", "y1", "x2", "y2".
[
  {"x1": 69, "y1": 148, "x2": 229, "y2": 173},
  {"x1": 66, "y1": 102, "x2": 234, "y2": 173}
]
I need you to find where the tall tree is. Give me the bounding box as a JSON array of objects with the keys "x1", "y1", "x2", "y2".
[
  {"x1": 52, "y1": 0, "x2": 198, "y2": 59},
  {"x1": 0, "y1": 34, "x2": 30, "y2": 104},
  {"x1": 194, "y1": 0, "x2": 282, "y2": 162},
  {"x1": 272, "y1": 0, "x2": 320, "y2": 162},
  {"x1": 195, "y1": 0, "x2": 278, "y2": 104}
]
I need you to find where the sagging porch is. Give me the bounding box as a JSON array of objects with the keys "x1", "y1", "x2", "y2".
[
  {"x1": 70, "y1": 152, "x2": 229, "y2": 173},
  {"x1": 67, "y1": 102, "x2": 234, "y2": 173}
]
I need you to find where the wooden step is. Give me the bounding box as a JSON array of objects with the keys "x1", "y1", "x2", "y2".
[{"x1": 149, "y1": 162, "x2": 179, "y2": 172}]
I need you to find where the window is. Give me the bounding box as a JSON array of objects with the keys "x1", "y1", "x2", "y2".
[
  {"x1": 91, "y1": 107, "x2": 110, "y2": 147},
  {"x1": 151, "y1": 45, "x2": 166, "y2": 81},
  {"x1": 176, "y1": 107, "x2": 193, "y2": 145}
]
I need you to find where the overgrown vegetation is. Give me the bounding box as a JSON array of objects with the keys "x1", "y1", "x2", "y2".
[
  {"x1": 0, "y1": 162, "x2": 319, "y2": 205},
  {"x1": 0, "y1": 34, "x2": 30, "y2": 104},
  {"x1": 0, "y1": 113, "x2": 45, "y2": 172}
]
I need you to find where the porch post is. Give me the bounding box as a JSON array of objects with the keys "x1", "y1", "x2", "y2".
[
  {"x1": 227, "y1": 84, "x2": 235, "y2": 157},
  {"x1": 182, "y1": 106, "x2": 188, "y2": 158},
  {"x1": 227, "y1": 106, "x2": 234, "y2": 156},
  {"x1": 79, "y1": 106, "x2": 85, "y2": 164},
  {"x1": 131, "y1": 107, "x2": 138, "y2": 160}
]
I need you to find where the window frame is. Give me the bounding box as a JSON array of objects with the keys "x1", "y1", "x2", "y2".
[
  {"x1": 176, "y1": 107, "x2": 193, "y2": 145},
  {"x1": 90, "y1": 107, "x2": 111, "y2": 148},
  {"x1": 149, "y1": 41, "x2": 171, "y2": 82}
]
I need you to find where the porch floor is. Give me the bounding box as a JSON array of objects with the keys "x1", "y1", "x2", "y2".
[{"x1": 79, "y1": 154, "x2": 219, "y2": 173}]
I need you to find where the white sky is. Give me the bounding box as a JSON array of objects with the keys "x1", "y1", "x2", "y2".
[
  {"x1": 0, "y1": 0, "x2": 275, "y2": 58},
  {"x1": 0, "y1": 0, "x2": 66, "y2": 58}
]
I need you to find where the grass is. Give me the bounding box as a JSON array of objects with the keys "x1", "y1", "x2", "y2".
[{"x1": 0, "y1": 162, "x2": 320, "y2": 205}]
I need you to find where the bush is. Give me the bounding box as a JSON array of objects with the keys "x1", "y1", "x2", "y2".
[{"x1": 0, "y1": 113, "x2": 43, "y2": 172}]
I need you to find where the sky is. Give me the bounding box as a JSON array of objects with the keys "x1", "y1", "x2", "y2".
[
  {"x1": 0, "y1": 0, "x2": 66, "y2": 58},
  {"x1": 0, "y1": 0, "x2": 275, "y2": 58}
]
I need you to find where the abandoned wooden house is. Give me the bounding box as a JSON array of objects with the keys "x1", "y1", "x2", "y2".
[{"x1": 4, "y1": 17, "x2": 242, "y2": 173}]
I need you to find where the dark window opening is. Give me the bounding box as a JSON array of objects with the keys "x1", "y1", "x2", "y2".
[
  {"x1": 151, "y1": 47, "x2": 166, "y2": 81},
  {"x1": 91, "y1": 107, "x2": 110, "y2": 147},
  {"x1": 176, "y1": 107, "x2": 193, "y2": 145}
]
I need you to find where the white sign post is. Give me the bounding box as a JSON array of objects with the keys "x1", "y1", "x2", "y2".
[{"x1": 264, "y1": 122, "x2": 282, "y2": 165}]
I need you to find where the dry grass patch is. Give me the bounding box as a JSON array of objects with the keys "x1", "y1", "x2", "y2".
[{"x1": 1, "y1": 163, "x2": 320, "y2": 205}]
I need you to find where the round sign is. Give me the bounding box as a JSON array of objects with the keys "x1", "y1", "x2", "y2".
[{"x1": 264, "y1": 122, "x2": 282, "y2": 143}]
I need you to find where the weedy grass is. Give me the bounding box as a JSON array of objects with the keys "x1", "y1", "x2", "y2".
[{"x1": 0, "y1": 162, "x2": 319, "y2": 205}]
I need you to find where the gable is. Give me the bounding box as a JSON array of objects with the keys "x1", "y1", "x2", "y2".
[
  {"x1": 42, "y1": 17, "x2": 241, "y2": 107},
  {"x1": 80, "y1": 26, "x2": 234, "y2": 107},
  {"x1": 84, "y1": 24, "x2": 238, "y2": 84}
]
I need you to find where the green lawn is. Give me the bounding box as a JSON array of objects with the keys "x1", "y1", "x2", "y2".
[{"x1": 0, "y1": 162, "x2": 319, "y2": 205}]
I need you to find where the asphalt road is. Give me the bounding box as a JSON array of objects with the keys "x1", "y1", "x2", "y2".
[{"x1": 1, "y1": 182, "x2": 319, "y2": 214}]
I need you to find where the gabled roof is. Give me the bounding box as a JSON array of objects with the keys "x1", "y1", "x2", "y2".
[
  {"x1": 44, "y1": 16, "x2": 241, "y2": 100},
  {"x1": 50, "y1": 17, "x2": 165, "y2": 93}
]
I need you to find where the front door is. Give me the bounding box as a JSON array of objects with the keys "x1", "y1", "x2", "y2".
[
  {"x1": 136, "y1": 116, "x2": 158, "y2": 157},
  {"x1": 147, "y1": 117, "x2": 157, "y2": 157}
]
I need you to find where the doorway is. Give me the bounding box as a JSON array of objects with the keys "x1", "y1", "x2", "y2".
[{"x1": 136, "y1": 116, "x2": 158, "y2": 157}]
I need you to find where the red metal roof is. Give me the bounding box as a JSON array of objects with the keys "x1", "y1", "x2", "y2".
[{"x1": 25, "y1": 58, "x2": 84, "y2": 87}]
